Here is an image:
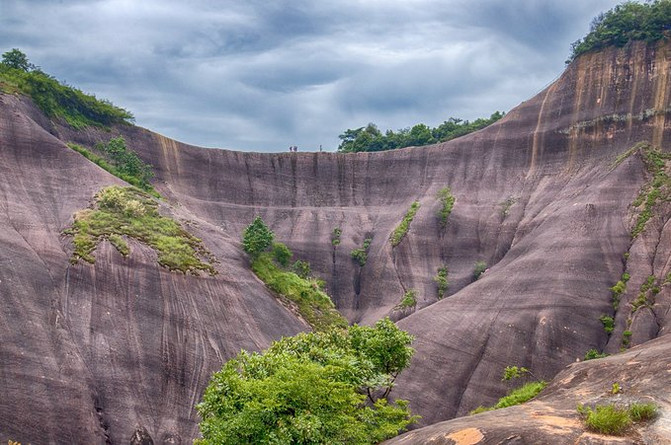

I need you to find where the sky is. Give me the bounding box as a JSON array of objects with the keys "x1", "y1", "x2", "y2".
[{"x1": 1, "y1": 0, "x2": 624, "y2": 152}]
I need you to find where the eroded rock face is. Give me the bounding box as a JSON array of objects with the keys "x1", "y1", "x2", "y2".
[{"x1": 0, "y1": 41, "x2": 669, "y2": 442}]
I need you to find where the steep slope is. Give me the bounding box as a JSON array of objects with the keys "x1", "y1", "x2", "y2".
[{"x1": 0, "y1": 40, "x2": 669, "y2": 443}]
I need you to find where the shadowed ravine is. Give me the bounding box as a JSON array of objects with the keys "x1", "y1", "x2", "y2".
[{"x1": 0, "y1": 41, "x2": 669, "y2": 443}]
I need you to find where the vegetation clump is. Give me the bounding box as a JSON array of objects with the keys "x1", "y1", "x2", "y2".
[
  {"x1": 436, "y1": 187, "x2": 455, "y2": 228},
  {"x1": 600, "y1": 315, "x2": 615, "y2": 334},
  {"x1": 351, "y1": 238, "x2": 372, "y2": 267},
  {"x1": 396, "y1": 290, "x2": 417, "y2": 309},
  {"x1": 630, "y1": 144, "x2": 671, "y2": 238},
  {"x1": 434, "y1": 266, "x2": 449, "y2": 299},
  {"x1": 196, "y1": 318, "x2": 417, "y2": 444},
  {"x1": 337, "y1": 112, "x2": 504, "y2": 152},
  {"x1": 65, "y1": 186, "x2": 216, "y2": 275},
  {"x1": 632, "y1": 275, "x2": 659, "y2": 311},
  {"x1": 0, "y1": 49, "x2": 133, "y2": 129},
  {"x1": 68, "y1": 138, "x2": 156, "y2": 195},
  {"x1": 331, "y1": 227, "x2": 342, "y2": 246},
  {"x1": 567, "y1": 1, "x2": 671, "y2": 63},
  {"x1": 470, "y1": 382, "x2": 547, "y2": 415},
  {"x1": 473, "y1": 261, "x2": 488, "y2": 281},
  {"x1": 584, "y1": 349, "x2": 609, "y2": 360},
  {"x1": 577, "y1": 402, "x2": 658, "y2": 436},
  {"x1": 242, "y1": 217, "x2": 345, "y2": 330},
  {"x1": 390, "y1": 201, "x2": 420, "y2": 247}
]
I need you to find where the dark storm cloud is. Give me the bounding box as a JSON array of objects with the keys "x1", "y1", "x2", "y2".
[{"x1": 1, "y1": 0, "x2": 623, "y2": 152}]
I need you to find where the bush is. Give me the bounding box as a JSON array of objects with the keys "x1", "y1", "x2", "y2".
[
  {"x1": 397, "y1": 290, "x2": 417, "y2": 309},
  {"x1": 436, "y1": 188, "x2": 455, "y2": 228},
  {"x1": 272, "y1": 242, "x2": 292, "y2": 266},
  {"x1": 434, "y1": 266, "x2": 448, "y2": 299},
  {"x1": 332, "y1": 227, "x2": 342, "y2": 246},
  {"x1": 351, "y1": 238, "x2": 372, "y2": 267},
  {"x1": 470, "y1": 380, "x2": 546, "y2": 414},
  {"x1": 390, "y1": 202, "x2": 420, "y2": 247},
  {"x1": 584, "y1": 349, "x2": 608, "y2": 360},
  {"x1": 473, "y1": 261, "x2": 487, "y2": 281},
  {"x1": 600, "y1": 315, "x2": 615, "y2": 334},
  {"x1": 292, "y1": 259, "x2": 311, "y2": 278},
  {"x1": 196, "y1": 319, "x2": 417, "y2": 444},
  {"x1": 242, "y1": 216, "x2": 274, "y2": 257}
]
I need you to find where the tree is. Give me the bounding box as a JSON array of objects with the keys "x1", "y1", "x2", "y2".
[
  {"x1": 196, "y1": 319, "x2": 417, "y2": 444},
  {"x1": 1, "y1": 48, "x2": 33, "y2": 71},
  {"x1": 242, "y1": 216, "x2": 274, "y2": 257}
]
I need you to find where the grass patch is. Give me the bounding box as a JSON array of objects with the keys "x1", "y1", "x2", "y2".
[
  {"x1": 252, "y1": 252, "x2": 347, "y2": 331},
  {"x1": 67, "y1": 141, "x2": 158, "y2": 196},
  {"x1": 470, "y1": 381, "x2": 547, "y2": 415},
  {"x1": 390, "y1": 201, "x2": 420, "y2": 247},
  {"x1": 436, "y1": 187, "x2": 455, "y2": 228},
  {"x1": 577, "y1": 402, "x2": 658, "y2": 436},
  {"x1": 64, "y1": 186, "x2": 216, "y2": 275},
  {"x1": 584, "y1": 349, "x2": 609, "y2": 361}
]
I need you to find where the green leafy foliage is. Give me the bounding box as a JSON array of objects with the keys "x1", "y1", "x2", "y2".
[
  {"x1": 272, "y1": 242, "x2": 293, "y2": 266},
  {"x1": 337, "y1": 112, "x2": 505, "y2": 153},
  {"x1": 396, "y1": 290, "x2": 417, "y2": 309},
  {"x1": 64, "y1": 186, "x2": 216, "y2": 275},
  {"x1": 331, "y1": 227, "x2": 342, "y2": 246},
  {"x1": 390, "y1": 201, "x2": 420, "y2": 247},
  {"x1": 502, "y1": 366, "x2": 532, "y2": 381},
  {"x1": 600, "y1": 315, "x2": 615, "y2": 334},
  {"x1": 436, "y1": 187, "x2": 455, "y2": 228},
  {"x1": 67, "y1": 143, "x2": 158, "y2": 196},
  {"x1": 292, "y1": 259, "x2": 311, "y2": 279},
  {"x1": 351, "y1": 238, "x2": 372, "y2": 267},
  {"x1": 628, "y1": 402, "x2": 658, "y2": 422},
  {"x1": 433, "y1": 266, "x2": 449, "y2": 299},
  {"x1": 252, "y1": 252, "x2": 346, "y2": 330},
  {"x1": 584, "y1": 349, "x2": 609, "y2": 360},
  {"x1": 196, "y1": 319, "x2": 417, "y2": 444},
  {"x1": 473, "y1": 261, "x2": 487, "y2": 281},
  {"x1": 242, "y1": 216, "x2": 274, "y2": 257},
  {"x1": 0, "y1": 50, "x2": 133, "y2": 128},
  {"x1": 568, "y1": 1, "x2": 671, "y2": 63}
]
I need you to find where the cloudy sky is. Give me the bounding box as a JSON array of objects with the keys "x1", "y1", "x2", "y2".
[{"x1": 2, "y1": 0, "x2": 623, "y2": 152}]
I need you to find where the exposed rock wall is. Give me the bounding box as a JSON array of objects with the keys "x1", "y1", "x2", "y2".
[{"x1": 0, "y1": 41, "x2": 669, "y2": 442}]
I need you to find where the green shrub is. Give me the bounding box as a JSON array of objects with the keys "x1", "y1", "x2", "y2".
[
  {"x1": 351, "y1": 238, "x2": 372, "y2": 267},
  {"x1": 578, "y1": 403, "x2": 631, "y2": 435},
  {"x1": 242, "y1": 216, "x2": 274, "y2": 257},
  {"x1": 272, "y1": 242, "x2": 292, "y2": 266},
  {"x1": 584, "y1": 349, "x2": 608, "y2": 360},
  {"x1": 64, "y1": 186, "x2": 216, "y2": 275},
  {"x1": 390, "y1": 202, "x2": 420, "y2": 247},
  {"x1": 332, "y1": 227, "x2": 342, "y2": 246},
  {"x1": 433, "y1": 266, "x2": 449, "y2": 299},
  {"x1": 600, "y1": 315, "x2": 615, "y2": 334},
  {"x1": 473, "y1": 261, "x2": 487, "y2": 281},
  {"x1": 292, "y1": 259, "x2": 311, "y2": 279},
  {"x1": 396, "y1": 290, "x2": 417, "y2": 309},
  {"x1": 436, "y1": 188, "x2": 455, "y2": 228},
  {"x1": 196, "y1": 319, "x2": 417, "y2": 444},
  {"x1": 470, "y1": 380, "x2": 546, "y2": 414},
  {"x1": 499, "y1": 197, "x2": 517, "y2": 218}
]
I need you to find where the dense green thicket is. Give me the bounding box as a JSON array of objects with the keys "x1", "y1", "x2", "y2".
[
  {"x1": 65, "y1": 186, "x2": 216, "y2": 274},
  {"x1": 0, "y1": 49, "x2": 133, "y2": 128},
  {"x1": 337, "y1": 112, "x2": 504, "y2": 153},
  {"x1": 197, "y1": 319, "x2": 417, "y2": 444},
  {"x1": 568, "y1": 0, "x2": 671, "y2": 63}
]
